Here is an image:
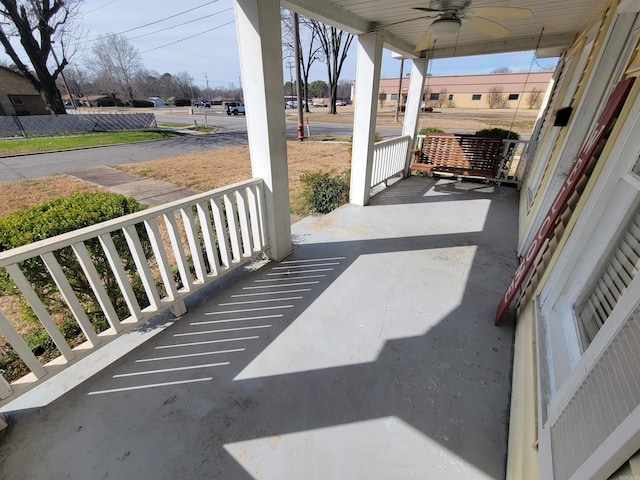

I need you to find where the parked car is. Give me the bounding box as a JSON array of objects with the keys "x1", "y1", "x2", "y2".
[
  {"x1": 336, "y1": 100, "x2": 347, "y2": 106},
  {"x1": 286, "y1": 101, "x2": 298, "y2": 108},
  {"x1": 194, "y1": 100, "x2": 211, "y2": 108},
  {"x1": 313, "y1": 102, "x2": 328, "y2": 107},
  {"x1": 226, "y1": 102, "x2": 246, "y2": 115}
]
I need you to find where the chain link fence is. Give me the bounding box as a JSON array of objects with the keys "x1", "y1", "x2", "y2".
[{"x1": 0, "y1": 112, "x2": 157, "y2": 138}]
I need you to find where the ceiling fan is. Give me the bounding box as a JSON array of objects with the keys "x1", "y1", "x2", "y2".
[{"x1": 411, "y1": 0, "x2": 534, "y2": 51}]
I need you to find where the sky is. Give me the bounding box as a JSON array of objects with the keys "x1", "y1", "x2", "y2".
[{"x1": 1, "y1": 0, "x2": 557, "y2": 91}]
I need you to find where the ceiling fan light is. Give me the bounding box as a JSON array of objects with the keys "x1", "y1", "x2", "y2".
[{"x1": 430, "y1": 18, "x2": 461, "y2": 38}]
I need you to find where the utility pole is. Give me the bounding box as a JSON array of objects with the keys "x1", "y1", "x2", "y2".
[
  {"x1": 286, "y1": 62, "x2": 294, "y2": 102},
  {"x1": 74, "y1": 64, "x2": 87, "y2": 106},
  {"x1": 50, "y1": 41, "x2": 75, "y2": 109},
  {"x1": 293, "y1": 12, "x2": 304, "y2": 141},
  {"x1": 204, "y1": 73, "x2": 210, "y2": 102},
  {"x1": 395, "y1": 58, "x2": 404, "y2": 123}
]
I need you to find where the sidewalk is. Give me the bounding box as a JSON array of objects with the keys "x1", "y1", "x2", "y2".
[
  {"x1": 69, "y1": 165, "x2": 306, "y2": 223},
  {"x1": 69, "y1": 166, "x2": 199, "y2": 207}
]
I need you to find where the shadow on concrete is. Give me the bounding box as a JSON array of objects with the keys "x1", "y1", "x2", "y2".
[{"x1": 0, "y1": 177, "x2": 518, "y2": 479}]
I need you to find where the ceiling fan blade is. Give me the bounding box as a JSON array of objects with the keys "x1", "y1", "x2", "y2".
[
  {"x1": 415, "y1": 30, "x2": 433, "y2": 51},
  {"x1": 469, "y1": 7, "x2": 534, "y2": 20},
  {"x1": 413, "y1": 7, "x2": 442, "y2": 13},
  {"x1": 465, "y1": 16, "x2": 510, "y2": 38},
  {"x1": 378, "y1": 14, "x2": 439, "y2": 29}
]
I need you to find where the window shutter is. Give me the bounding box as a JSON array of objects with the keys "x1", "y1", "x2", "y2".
[{"x1": 575, "y1": 211, "x2": 640, "y2": 349}]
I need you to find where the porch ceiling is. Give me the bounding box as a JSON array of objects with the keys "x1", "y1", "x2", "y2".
[{"x1": 282, "y1": 0, "x2": 608, "y2": 59}]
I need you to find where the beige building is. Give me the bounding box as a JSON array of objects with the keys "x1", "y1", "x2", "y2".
[
  {"x1": 0, "y1": 66, "x2": 48, "y2": 116},
  {"x1": 374, "y1": 71, "x2": 553, "y2": 109}
]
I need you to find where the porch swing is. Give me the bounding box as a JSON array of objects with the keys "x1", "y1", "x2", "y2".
[{"x1": 410, "y1": 34, "x2": 540, "y2": 184}]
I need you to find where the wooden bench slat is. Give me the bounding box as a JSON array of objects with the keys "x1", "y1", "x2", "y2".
[{"x1": 411, "y1": 134, "x2": 503, "y2": 179}]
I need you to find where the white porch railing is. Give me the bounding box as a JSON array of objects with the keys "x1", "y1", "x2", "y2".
[
  {"x1": 496, "y1": 139, "x2": 531, "y2": 184},
  {"x1": 370, "y1": 135, "x2": 412, "y2": 187},
  {"x1": 0, "y1": 178, "x2": 267, "y2": 405}
]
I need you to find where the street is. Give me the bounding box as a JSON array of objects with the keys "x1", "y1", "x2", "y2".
[{"x1": 0, "y1": 109, "x2": 401, "y2": 183}]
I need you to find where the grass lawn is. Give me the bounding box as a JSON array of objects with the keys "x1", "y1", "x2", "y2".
[
  {"x1": 116, "y1": 141, "x2": 352, "y2": 216},
  {"x1": 0, "y1": 140, "x2": 352, "y2": 218},
  {"x1": 0, "y1": 131, "x2": 177, "y2": 156}
]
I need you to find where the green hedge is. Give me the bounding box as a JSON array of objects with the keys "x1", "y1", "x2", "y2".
[
  {"x1": 0, "y1": 192, "x2": 152, "y2": 380},
  {"x1": 301, "y1": 170, "x2": 350, "y2": 214},
  {"x1": 419, "y1": 127, "x2": 444, "y2": 135},
  {"x1": 0, "y1": 192, "x2": 150, "y2": 335},
  {"x1": 475, "y1": 128, "x2": 520, "y2": 140}
]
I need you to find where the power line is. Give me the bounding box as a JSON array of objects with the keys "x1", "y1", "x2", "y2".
[
  {"x1": 110, "y1": 0, "x2": 220, "y2": 37},
  {"x1": 81, "y1": 0, "x2": 221, "y2": 44},
  {"x1": 82, "y1": 0, "x2": 119, "y2": 15},
  {"x1": 138, "y1": 21, "x2": 235, "y2": 54},
  {"x1": 125, "y1": 8, "x2": 232, "y2": 42}
]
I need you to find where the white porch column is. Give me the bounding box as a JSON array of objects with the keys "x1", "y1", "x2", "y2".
[
  {"x1": 350, "y1": 32, "x2": 384, "y2": 207},
  {"x1": 402, "y1": 58, "x2": 428, "y2": 176},
  {"x1": 234, "y1": 0, "x2": 292, "y2": 260}
]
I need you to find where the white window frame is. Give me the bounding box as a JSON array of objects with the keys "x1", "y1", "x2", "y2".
[{"x1": 540, "y1": 85, "x2": 640, "y2": 392}]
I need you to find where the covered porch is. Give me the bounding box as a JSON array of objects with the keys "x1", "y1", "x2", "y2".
[
  {"x1": 0, "y1": 177, "x2": 519, "y2": 479},
  {"x1": 0, "y1": 0, "x2": 618, "y2": 478}
]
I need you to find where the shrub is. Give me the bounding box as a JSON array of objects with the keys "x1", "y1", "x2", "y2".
[
  {"x1": 486, "y1": 86, "x2": 509, "y2": 109},
  {"x1": 0, "y1": 192, "x2": 153, "y2": 381},
  {"x1": 475, "y1": 128, "x2": 520, "y2": 140},
  {"x1": 129, "y1": 99, "x2": 155, "y2": 108},
  {"x1": 300, "y1": 169, "x2": 350, "y2": 214},
  {"x1": 419, "y1": 127, "x2": 444, "y2": 135},
  {"x1": 0, "y1": 192, "x2": 150, "y2": 326},
  {"x1": 173, "y1": 98, "x2": 191, "y2": 106}
]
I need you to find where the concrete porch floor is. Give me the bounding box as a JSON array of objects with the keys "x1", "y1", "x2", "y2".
[{"x1": 0, "y1": 176, "x2": 519, "y2": 480}]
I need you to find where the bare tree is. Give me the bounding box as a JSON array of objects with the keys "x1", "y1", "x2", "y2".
[
  {"x1": 158, "y1": 73, "x2": 175, "y2": 99},
  {"x1": 337, "y1": 78, "x2": 351, "y2": 103},
  {"x1": 282, "y1": 10, "x2": 323, "y2": 112},
  {"x1": 487, "y1": 86, "x2": 509, "y2": 109},
  {"x1": 310, "y1": 20, "x2": 353, "y2": 114},
  {"x1": 0, "y1": 0, "x2": 82, "y2": 113},
  {"x1": 88, "y1": 33, "x2": 143, "y2": 101},
  {"x1": 55, "y1": 63, "x2": 85, "y2": 102},
  {"x1": 527, "y1": 87, "x2": 543, "y2": 109},
  {"x1": 437, "y1": 88, "x2": 448, "y2": 108},
  {"x1": 172, "y1": 71, "x2": 196, "y2": 100},
  {"x1": 133, "y1": 69, "x2": 162, "y2": 98},
  {"x1": 491, "y1": 66, "x2": 512, "y2": 74},
  {"x1": 297, "y1": 16, "x2": 323, "y2": 112}
]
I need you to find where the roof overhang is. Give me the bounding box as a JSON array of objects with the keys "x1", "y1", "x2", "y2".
[{"x1": 283, "y1": 0, "x2": 610, "y2": 61}]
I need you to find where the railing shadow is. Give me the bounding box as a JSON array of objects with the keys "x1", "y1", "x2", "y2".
[{"x1": 0, "y1": 177, "x2": 519, "y2": 479}]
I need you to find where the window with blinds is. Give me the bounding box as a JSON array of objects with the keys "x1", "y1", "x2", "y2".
[{"x1": 574, "y1": 210, "x2": 640, "y2": 350}]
